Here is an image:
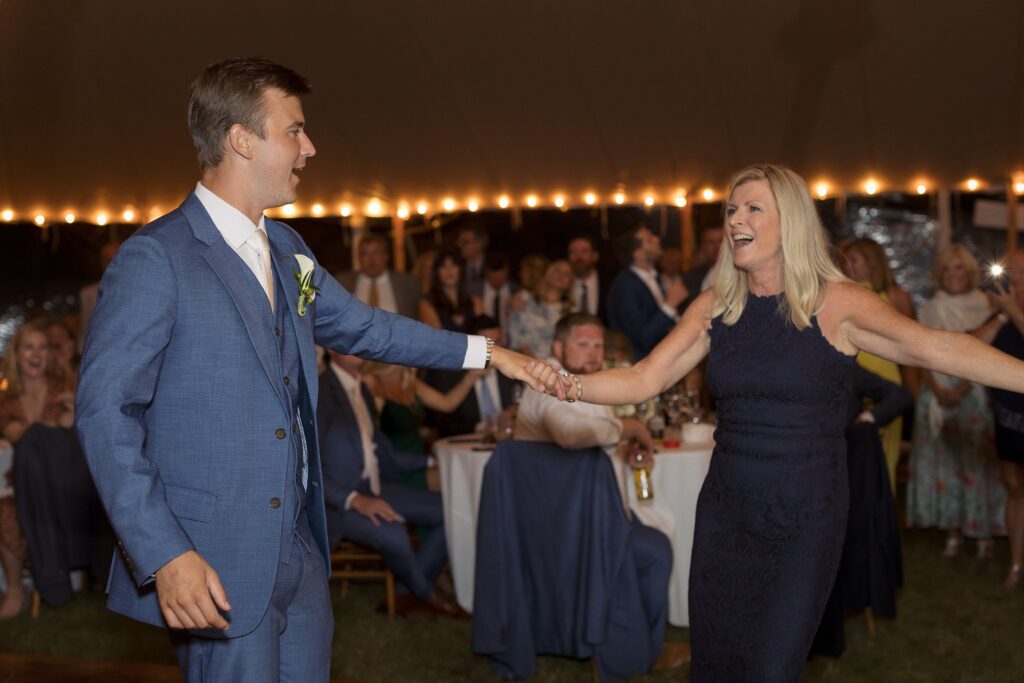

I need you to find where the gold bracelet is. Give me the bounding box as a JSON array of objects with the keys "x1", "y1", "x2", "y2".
[
  {"x1": 483, "y1": 337, "x2": 495, "y2": 368},
  {"x1": 564, "y1": 372, "x2": 583, "y2": 403}
]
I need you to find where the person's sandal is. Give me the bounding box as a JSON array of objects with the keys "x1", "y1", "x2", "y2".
[
  {"x1": 1003, "y1": 564, "x2": 1022, "y2": 589},
  {"x1": 941, "y1": 535, "x2": 962, "y2": 558}
]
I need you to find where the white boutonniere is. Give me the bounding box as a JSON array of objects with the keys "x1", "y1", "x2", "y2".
[{"x1": 293, "y1": 254, "x2": 319, "y2": 317}]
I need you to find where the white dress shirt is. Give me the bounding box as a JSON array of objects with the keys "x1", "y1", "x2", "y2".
[
  {"x1": 195, "y1": 182, "x2": 273, "y2": 303},
  {"x1": 630, "y1": 265, "x2": 679, "y2": 322},
  {"x1": 355, "y1": 272, "x2": 398, "y2": 313},
  {"x1": 330, "y1": 362, "x2": 381, "y2": 508}
]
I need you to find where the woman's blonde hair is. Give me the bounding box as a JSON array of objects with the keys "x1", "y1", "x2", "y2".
[
  {"x1": 711, "y1": 164, "x2": 847, "y2": 330},
  {"x1": 360, "y1": 360, "x2": 417, "y2": 405},
  {"x1": 1, "y1": 318, "x2": 57, "y2": 397},
  {"x1": 931, "y1": 243, "x2": 980, "y2": 292}
]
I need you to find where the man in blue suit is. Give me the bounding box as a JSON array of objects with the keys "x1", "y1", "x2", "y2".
[
  {"x1": 318, "y1": 352, "x2": 457, "y2": 617},
  {"x1": 75, "y1": 58, "x2": 535, "y2": 682},
  {"x1": 606, "y1": 224, "x2": 689, "y2": 360}
]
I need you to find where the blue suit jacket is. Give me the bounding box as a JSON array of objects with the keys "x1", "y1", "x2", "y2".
[
  {"x1": 606, "y1": 268, "x2": 676, "y2": 360},
  {"x1": 76, "y1": 192, "x2": 469, "y2": 636}
]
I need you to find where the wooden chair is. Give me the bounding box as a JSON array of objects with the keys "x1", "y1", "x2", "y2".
[{"x1": 329, "y1": 541, "x2": 395, "y2": 619}]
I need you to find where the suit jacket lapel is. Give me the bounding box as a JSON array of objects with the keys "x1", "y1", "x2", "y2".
[
  {"x1": 266, "y1": 223, "x2": 318, "y2": 404},
  {"x1": 181, "y1": 194, "x2": 287, "y2": 413}
]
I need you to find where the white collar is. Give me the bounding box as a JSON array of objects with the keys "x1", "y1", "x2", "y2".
[{"x1": 195, "y1": 182, "x2": 267, "y2": 249}]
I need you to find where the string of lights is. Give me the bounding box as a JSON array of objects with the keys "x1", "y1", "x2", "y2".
[{"x1": 3, "y1": 176, "x2": 1024, "y2": 226}]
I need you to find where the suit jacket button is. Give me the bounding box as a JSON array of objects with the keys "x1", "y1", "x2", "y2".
[
  {"x1": 274, "y1": 327, "x2": 281, "y2": 337},
  {"x1": 283, "y1": 375, "x2": 290, "y2": 385},
  {"x1": 270, "y1": 498, "x2": 281, "y2": 509},
  {"x1": 275, "y1": 428, "x2": 286, "y2": 439}
]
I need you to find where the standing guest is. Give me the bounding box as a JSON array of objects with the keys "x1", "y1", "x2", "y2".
[
  {"x1": 567, "y1": 234, "x2": 609, "y2": 321},
  {"x1": 419, "y1": 248, "x2": 482, "y2": 333},
  {"x1": 906, "y1": 245, "x2": 1005, "y2": 558},
  {"x1": 974, "y1": 249, "x2": 1024, "y2": 587},
  {"x1": 607, "y1": 224, "x2": 688, "y2": 360},
  {"x1": 840, "y1": 238, "x2": 915, "y2": 493},
  {"x1": 336, "y1": 233, "x2": 421, "y2": 319},
  {"x1": 516, "y1": 254, "x2": 549, "y2": 300},
  {"x1": 78, "y1": 240, "x2": 121, "y2": 352},
  {"x1": 507, "y1": 260, "x2": 574, "y2": 358},
  {"x1": 456, "y1": 225, "x2": 488, "y2": 291},
  {"x1": 526, "y1": 164, "x2": 1024, "y2": 680},
  {"x1": 0, "y1": 319, "x2": 76, "y2": 618},
  {"x1": 470, "y1": 253, "x2": 518, "y2": 338},
  {"x1": 659, "y1": 247, "x2": 685, "y2": 291},
  {"x1": 75, "y1": 57, "x2": 538, "y2": 682}
]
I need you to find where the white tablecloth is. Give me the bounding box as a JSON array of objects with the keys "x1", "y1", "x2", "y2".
[{"x1": 434, "y1": 436, "x2": 713, "y2": 626}]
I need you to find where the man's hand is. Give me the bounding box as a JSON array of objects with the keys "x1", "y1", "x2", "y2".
[
  {"x1": 492, "y1": 347, "x2": 556, "y2": 394},
  {"x1": 155, "y1": 550, "x2": 231, "y2": 631},
  {"x1": 351, "y1": 493, "x2": 404, "y2": 527},
  {"x1": 620, "y1": 418, "x2": 655, "y2": 454}
]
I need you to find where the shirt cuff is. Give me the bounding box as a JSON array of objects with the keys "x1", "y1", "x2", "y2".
[
  {"x1": 344, "y1": 491, "x2": 358, "y2": 510},
  {"x1": 463, "y1": 335, "x2": 488, "y2": 368}
]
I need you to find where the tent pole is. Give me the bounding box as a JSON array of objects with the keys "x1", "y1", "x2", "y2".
[
  {"x1": 681, "y1": 200, "x2": 695, "y2": 270},
  {"x1": 1007, "y1": 179, "x2": 1018, "y2": 254},
  {"x1": 392, "y1": 216, "x2": 407, "y2": 272}
]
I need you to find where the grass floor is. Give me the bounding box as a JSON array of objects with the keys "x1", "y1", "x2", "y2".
[{"x1": 1, "y1": 528, "x2": 1022, "y2": 682}]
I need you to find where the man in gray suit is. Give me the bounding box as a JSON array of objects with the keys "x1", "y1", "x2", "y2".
[{"x1": 336, "y1": 232, "x2": 421, "y2": 319}]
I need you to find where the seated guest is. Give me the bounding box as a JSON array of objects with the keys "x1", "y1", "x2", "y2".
[
  {"x1": 513, "y1": 312, "x2": 689, "y2": 670},
  {"x1": 0, "y1": 319, "x2": 76, "y2": 617},
  {"x1": 336, "y1": 232, "x2": 421, "y2": 319},
  {"x1": 424, "y1": 316, "x2": 519, "y2": 438},
  {"x1": 607, "y1": 224, "x2": 688, "y2": 360},
  {"x1": 360, "y1": 360, "x2": 484, "y2": 455},
  {"x1": 419, "y1": 247, "x2": 482, "y2": 332},
  {"x1": 317, "y1": 351, "x2": 459, "y2": 617},
  {"x1": 507, "y1": 259, "x2": 573, "y2": 358}
]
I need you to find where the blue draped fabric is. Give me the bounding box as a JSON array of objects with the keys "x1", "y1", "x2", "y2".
[{"x1": 471, "y1": 440, "x2": 659, "y2": 682}]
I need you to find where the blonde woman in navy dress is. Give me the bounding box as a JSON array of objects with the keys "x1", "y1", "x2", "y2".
[{"x1": 526, "y1": 164, "x2": 1024, "y2": 681}]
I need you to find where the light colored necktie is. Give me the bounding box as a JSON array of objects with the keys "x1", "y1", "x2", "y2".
[
  {"x1": 351, "y1": 384, "x2": 381, "y2": 495},
  {"x1": 368, "y1": 278, "x2": 380, "y2": 308},
  {"x1": 247, "y1": 230, "x2": 275, "y2": 312}
]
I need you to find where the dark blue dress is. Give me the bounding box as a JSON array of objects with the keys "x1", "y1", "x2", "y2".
[{"x1": 690, "y1": 293, "x2": 855, "y2": 681}]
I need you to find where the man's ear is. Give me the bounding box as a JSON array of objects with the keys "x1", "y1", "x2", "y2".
[{"x1": 227, "y1": 123, "x2": 255, "y2": 161}]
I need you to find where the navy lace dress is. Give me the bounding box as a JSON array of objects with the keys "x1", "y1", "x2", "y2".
[{"x1": 690, "y1": 293, "x2": 855, "y2": 681}]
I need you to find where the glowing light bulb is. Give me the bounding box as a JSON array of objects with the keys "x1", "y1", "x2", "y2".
[
  {"x1": 96, "y1": 212, "x2": 109, "y2": 226},
  {"x1": 148, "y1": 206, "x2": 162, "y2": 220},
  {"x1": 916, "y1": 183, "x2": 928, "y2": 195},
  {"x1": 814, "y1": 182, "x2": 828, "y2": 198},
  {"x1": 34, "y1": 214, "x2": 45, "y2": 226},
  {"x1": 497, "y1": 195, "x2": 510, "y2": 209},
  {"x1": 1015, "y1": 181, "x2": 1024, "y2": 195},
  {"x1": 644, "y1": 194, "x2": 655, "y2": 207},
  {"x1": 584, "y1": 192, "x2": 597, "y2": 206},
  {"x1": 416, "y1": 202, "x2": 428, "y2": 215},
  {"x1": 554, "y1": 195, "x2": 565, "y2": 208},
  {"x1": 864, "y1": 179, "x2": 879, "y2": 195},
  {"x1": 442, "y1": 198, "x2": 456, "y2": 212},
  {"x1": 991, "y1": 264, "x2": 1005, "y2": 277},
  {"x1": 613, "y1": 191, "x2": 625, "y2": 205},
  {"x1": 1, "y1": 210, "x2": 13, "y2": 222},
  {"x1": 366, "y1": 198, "x2": 383, "y2": 216},
  {"x1": 966, "y1": 178, "x2": 980, "y2": 191},
  {"x1": 467, "y1": 199, "x2": 479, "y2": 212},
  {"x1": 340, "y1": 204, "x2": 352, "y2": 217},
  {"x1": 674, "y1": 194, "x2": 687, "y2": 208},
  {"x1": 281, "y1": 203, "x2": 297, "y2": 217},
  {"x1": 701, "y1": 188, "x2": 714, "y2": 202},
  {"x1": 64, "y1": 212, "x2": 75, "y2": 224},
  {"x1": 396, "y1": 204, "x2": 410, "y2": 220},
  {"x1": 311, "y1": 203, "x2": 325, "y2": 217},
  {"x1": 122, "y1": 209, "x2": 135, "y2": 222},
  {"x1": 526, "y1": 195, "x2": 538, "y2": 208}
]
